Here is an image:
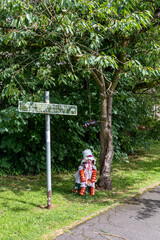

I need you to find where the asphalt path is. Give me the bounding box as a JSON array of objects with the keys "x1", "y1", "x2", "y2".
[{"x1": 56, "y1": 185, "x2": 160, "y2": 240}]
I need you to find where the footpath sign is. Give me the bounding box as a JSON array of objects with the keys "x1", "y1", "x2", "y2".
[
  {"x1": 18, "y1": 101, "x2": 77, "y2": 115},
  {"x1": 18, "y1": 92, "x2": 77, "y2": 209}
]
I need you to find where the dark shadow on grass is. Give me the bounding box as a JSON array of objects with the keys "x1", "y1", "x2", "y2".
[
  {"x1": 52, "y1": 154, "x2": 160, "y2": 204},
  {"x1": 0, "y1": 175, "x2": 47, "y2": 195},
  {"x1": 0, "y1": 196, "x2": 40, "y2": 211},
  {"x1": 52, "y1": 174, "x2": 137, "y2": 206}
]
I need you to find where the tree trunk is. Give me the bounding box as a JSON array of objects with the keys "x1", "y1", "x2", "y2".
[
  {"x1": 92, "y1": 69, "x2": 114, "y2": 190},
  {"x1": 96, "y1": 92, "x2": 114, "y2": 190},
  {"x1": 92, "y1": 56, "x2": 125, "y2": 190}
]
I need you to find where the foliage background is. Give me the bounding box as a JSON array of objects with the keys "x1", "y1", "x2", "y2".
[
  {"x1": 0, "y1": 0, "x2": 160, "y2": 175},
  {"x1": 1, "y1": 80, "x2": 159, "y2": 175}
]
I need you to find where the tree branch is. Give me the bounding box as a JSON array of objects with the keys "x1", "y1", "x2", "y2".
[
  {"x1": 111, "y1": 52, "x2": 126, "y2": 92},
  {"x1": 133, "y1": 79, "x2": 160, "y2": 93},
  {"x1": 40, "y1": 0, "x2": 54, "y2": 19},
  {"x1": 91, "y1": 70, "x2": 103, "y2": 89}
]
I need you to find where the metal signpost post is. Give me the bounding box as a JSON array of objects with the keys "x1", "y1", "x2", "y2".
[
  {"x1": 18, "y1": 91, "x2": 77, "y2": 209},
  {"x1": 45, "y1": 92, "x2": 52, "y2": 209}
]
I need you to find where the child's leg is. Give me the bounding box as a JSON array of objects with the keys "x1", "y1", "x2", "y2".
[
  {"x1": 79, "y1": 187, "x2": 86, "y2": 195},
  {"x1": 90, "y1": 187, "x2": 95, "y2": 195}
]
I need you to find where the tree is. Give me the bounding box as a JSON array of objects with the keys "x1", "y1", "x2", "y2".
[{"x1": 0, "y1": 0, "x2": 160, "y2": 188}]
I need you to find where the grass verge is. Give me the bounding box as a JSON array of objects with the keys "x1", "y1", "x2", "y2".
[{"x1": 0, "y1": 141, "x2": 160, "y2": 240}]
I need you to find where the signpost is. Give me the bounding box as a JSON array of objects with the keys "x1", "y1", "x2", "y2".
[
  {"x1": 18, "y1": 101, "x2": 77, "y2": 115},
  {"x1": 45, "y1": 92, "x2": 52, "y2": 209},
  {"x1": 18, "y1": 92, "x2": 77, "y2": 209}
]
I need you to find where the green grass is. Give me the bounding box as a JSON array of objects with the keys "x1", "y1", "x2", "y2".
[{"x1": 0, "y1": 141, "x2": 160, "y2": 240}]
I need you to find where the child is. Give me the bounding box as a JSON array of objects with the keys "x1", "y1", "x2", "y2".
[{"x1": 73, "y1": 149, "x2": 97, "y2": 195}]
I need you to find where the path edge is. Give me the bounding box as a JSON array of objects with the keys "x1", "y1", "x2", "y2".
[{"x1": 49, "y1": 181, "x2": 160, "y2": 240}]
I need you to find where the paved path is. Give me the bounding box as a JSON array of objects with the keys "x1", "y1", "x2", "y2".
[{"x1": 56, "y1": 186, "x2": 160, "y2": 240}]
